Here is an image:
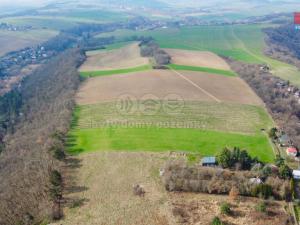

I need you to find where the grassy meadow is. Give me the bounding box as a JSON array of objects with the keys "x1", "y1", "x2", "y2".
[
  {"x1": 68, "y1": 102, "x2": 275, "y2": 162},
  {"x1": 168, "y1": 64, "x2": 237, "y2": 77},
  {"x1": 79, "y1": 64, "x2": 152, "y2": 77},
  {"x1": 68, "y1": 127, "x2": 274, "y2": 162}
]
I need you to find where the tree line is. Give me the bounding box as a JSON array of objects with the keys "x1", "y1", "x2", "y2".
[{"x1": 0, "y1": 49, "x2": 85, "y2": 225}]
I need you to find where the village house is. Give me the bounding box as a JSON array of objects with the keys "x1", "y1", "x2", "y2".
[{"x1": 286, "y1": 147, "x2": 298, "y2": 157}]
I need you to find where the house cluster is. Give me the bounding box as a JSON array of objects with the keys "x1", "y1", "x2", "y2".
[
  {"x1": 0, "y1": 22, "x2": 33, "y2": 31},
  {"x1": 277, "y1": 132, "x2": 298, "y2": 158},
  {"x1": 0, "y1": 46, "x2": 53, "y2": 77},
  {"x1": 275, "y1": 80, "x2": 300, "y2": 104}
]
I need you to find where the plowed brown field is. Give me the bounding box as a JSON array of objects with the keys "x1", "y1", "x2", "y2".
[
  {"x1": 76, "y1": 69, "x2": 262, "y2": 106},
  {"x1": 79, "y1": 43, "x2": 149, "y2": 71},
  {"x1": 164, "y1": 49, "x2": 231, "y2": 70}
]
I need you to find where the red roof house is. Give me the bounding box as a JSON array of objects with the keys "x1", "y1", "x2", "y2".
[{"x1": 286, "y1": 147, "x2": 298, "y2": 157}]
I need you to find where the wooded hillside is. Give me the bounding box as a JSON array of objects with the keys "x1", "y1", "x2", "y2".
[{"x1": 0, "y1": 48, "x2": 85, "y2": 225}]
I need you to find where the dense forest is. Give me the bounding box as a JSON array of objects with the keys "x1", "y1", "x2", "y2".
[
  {"x1": 0, "y1": 49, "x2": 85, "y2": 225},
  {"x1": 264, "y1": 25, "x2": 300, "y2": 66}
]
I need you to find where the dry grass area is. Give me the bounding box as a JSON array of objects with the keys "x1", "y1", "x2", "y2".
[
  {"x1": 79, "y1": 43, "x2": 150, "y2": 71},
  {"x1": 52, "y1": 152, "x2": 290, "y2": 225},
  {"x1": 164, "y1": 49, "x2": 231, "y2": 71},
  {"x1": 169, "y1": 192, "x2": 291, "y2": 225},
  {"x1": 55, "y1": 152, "x2": 175, "y2": 225},
  {"x1": 76, "y1": 69, "x2": 262, "y2": 106}
]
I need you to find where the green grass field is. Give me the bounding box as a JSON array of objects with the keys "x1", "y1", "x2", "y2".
[
  {"x1": 168, "y1": 64, "x2": 237, "y2": 77},
  {"x1": 80, "y1": 64, "x2": 152, "y2": 77},
  {"x1": 97, "y1": 25, "x2": 300, "y2": 86},
  {"x1": 67, "y1": 127, "x2": 273, "y2": 162},
  {"x1": 68, "y1": 101, "x2": 274, "y2": 162},
  {"x1": 73, "y1": 102, "x2": 273, "y2": 135}
]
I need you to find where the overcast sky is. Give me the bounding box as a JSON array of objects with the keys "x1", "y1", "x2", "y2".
[{"x1": 0, "y1": 0, "x2": 51, "y2": 7}]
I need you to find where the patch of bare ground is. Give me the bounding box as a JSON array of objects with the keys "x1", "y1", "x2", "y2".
[
  {"x1": 53, "y1": 152, "x2": 176, "y2": 225},
  {"x1": 164, "y1": 49, "x2": 231, "y2": 71},
  {"x1": 169, "y1": 192, "x2": 292, "y2": 225},
  {"x1": 76, "y1": 69, "x2": 263, "y2": 106},
  {"x1": 79, "y1": 43, "x2": 150, "y2": 71}
]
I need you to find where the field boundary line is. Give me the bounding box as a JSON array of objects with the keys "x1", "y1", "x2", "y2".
[{"x1": 170, "y1": 68, "x2": 221, "y2": 103}]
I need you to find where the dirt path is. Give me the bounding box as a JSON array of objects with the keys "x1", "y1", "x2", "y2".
[{"x1": 170, "y1": 68, "x2": 221, "y2": 103}]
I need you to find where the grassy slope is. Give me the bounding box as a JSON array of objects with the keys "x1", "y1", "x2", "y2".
[
  {"x1": 68, "y1": 102, "x2": 274, "y2": 162},
  {"x1": 168, "y1": 64, "x2": 237, "y2": 77},
  {"x1": 68, "y1": 127, "x2": 273, "y2": 162},
  {"x1": 80, "y1": 64, "x2": 152, "y2": 77},
  {"x1": 73, "y1": 102, "x2": 273, "y2": 135},
  {"x1": 97, "y1": 25, "x2": 300, "y2": 86}
]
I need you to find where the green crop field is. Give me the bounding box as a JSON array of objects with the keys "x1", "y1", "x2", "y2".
[
  {"x1": 67, "y1": 127, "x2": 273, "y2": 162},
  {"x1": 68, "y1": 101, "x2": 274, "y2": 162},
  {"x1": 97, "y1": 24, "x2": 300, "y2": 87},
  {"x1": 80, "y1": 64, "x2": 152, "y2": 77},
  {"x1": 168, "y1": 64, "x2": 237, "y2": 77}
]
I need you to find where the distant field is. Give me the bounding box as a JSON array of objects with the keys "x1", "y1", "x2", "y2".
[
  {"x1": 79, "y1": 43, "x2": 150, "y2": 72},
  {"x1": 165, "y1": 49, "x2": 231, "y2": 70},
  {"x1": 0, "y1": 16, "x2": 80, "y2": 30},
  {"x1": 0, "y1": 11, "x2": 131, "y2": 30},
  {"x1": 97, "y1": 25, "x2": 300, "y2": 86},
  {"x1": 0, "y1": 29, "x2": 58, "y2": 56},
  {"x1": 80, "y1": 65, "x2": 152, "y2": 78},
  {"x1": 168, "y1": 64, "x2": 237, "y2": 77},
  {"x1": 86, "y1": 41, "x2": 135, "y2": 56}
]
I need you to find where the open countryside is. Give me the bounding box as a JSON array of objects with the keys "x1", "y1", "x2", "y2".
[
  {"x1": 1, "y1": 1, "x2": 300, "y2": 225},
  {"x1": 98, "y1": 25, "x2": 300, "y2": 86}
]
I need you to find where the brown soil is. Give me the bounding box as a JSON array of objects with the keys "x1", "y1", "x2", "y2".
[
  {"x1": 79, "y1": 43, "x2": 150, "y2": 71},
  {"x1": 76, "y1": 70, "x2": 263, "y2": 106},
  {"x1": 164, "y1": 49, "x2": 231, "y2": 70}
]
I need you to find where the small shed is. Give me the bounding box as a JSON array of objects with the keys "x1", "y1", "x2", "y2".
[
  {"x1": 201, "y1": 157, "x2": 216, "y2": 167},
  {"x1": 293, "y1": 170, "x2": 300, "y2": 180},
  {"x1": 286, "y1": 147, "x2": 298, "y2": 157}
]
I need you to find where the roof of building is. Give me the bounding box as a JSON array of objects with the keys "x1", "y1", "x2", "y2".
[
  {"x1": 293, "y1": 170, "x2": 300, "y2": 177},
  {"x1": 287, "y1": 147, "x2": 298, "y2": 153},
  {"x1": 279, "y1": 134, "x2": 289, "y2": 143},
  {"x1": 201, "y1": 157, "x2": 216, "y2": 164}
]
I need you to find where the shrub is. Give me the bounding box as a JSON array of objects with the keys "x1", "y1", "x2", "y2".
[
  {"x1": 211, "y1": 217, "x2": 224, "y2": 225},
  {"x1": 255, "y1": 202, "x2": 267, "y2": 213},
  {"x1": 216, "y1": 147, "x2": 258, "y2": 170},
  {"x1": 251, "y1": 184, "x2": 273, "y2": 199},
  {"x1": 279, "y1": 164, "x2": 292, "y2": 179},
  {"x1": 220, "y1": 202, "x2": 231, "y2": 215},
  {"x1": 53, "y1": 148, "x2": 66, "y2": 161}
]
